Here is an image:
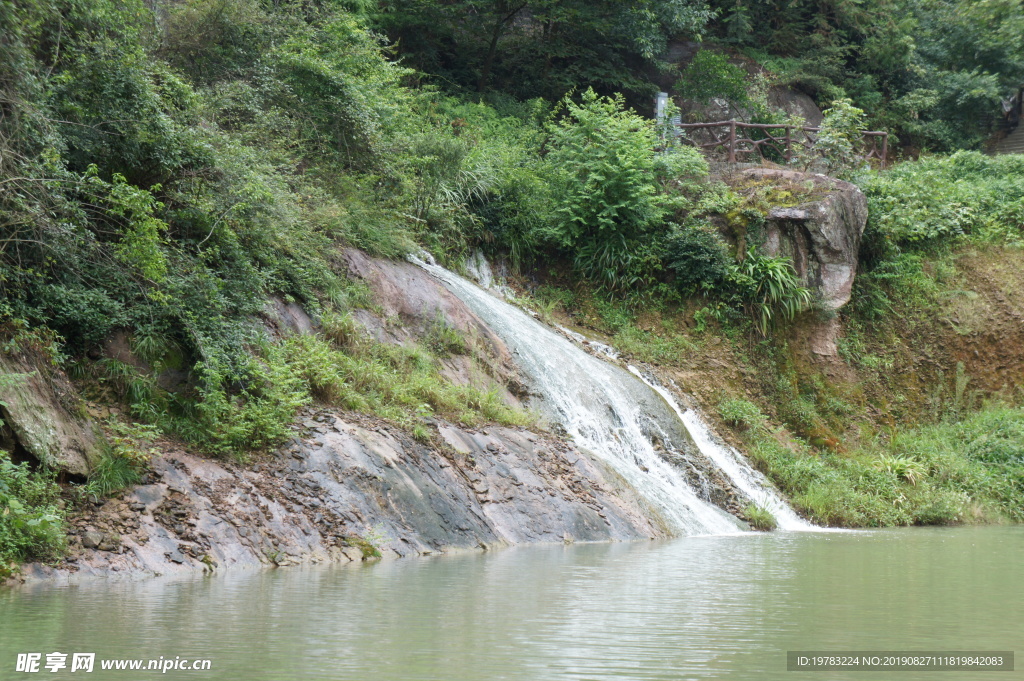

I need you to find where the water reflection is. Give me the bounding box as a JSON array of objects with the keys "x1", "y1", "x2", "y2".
[{"x1": 1, "y1": 527, "x2": 1020, "y2": 681}]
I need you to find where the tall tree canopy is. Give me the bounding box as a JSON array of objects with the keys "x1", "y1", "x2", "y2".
[{"x1": 374, "y1": 0, "x2": 713, "y2": 98}]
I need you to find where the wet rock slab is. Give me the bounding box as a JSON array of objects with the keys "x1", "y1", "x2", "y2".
[{"x1": 19, "y1": 413, "x2": 663, "y2": 584}]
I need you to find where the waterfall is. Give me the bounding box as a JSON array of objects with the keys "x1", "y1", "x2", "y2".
[
  {"x1": 626, "y1": 367, "x2": 814, "y2": 531},
  {"x1": 414, "y1": 254, "x2": 810, "y2": 535}
]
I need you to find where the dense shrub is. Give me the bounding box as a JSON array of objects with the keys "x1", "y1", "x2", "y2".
[
  {"x1": 862, "y1": 151, "x2": 1024, "y2": 260},
  {"x1": 664, "y1": 224, "x2": 733, "y2": 294},
  {"x1": 0, "y1": 454, "x2": 66, "y2": 575},
  {"x1": 540, "y1": 89, "x2": 708, "y2": 292},
  {"x1": 676, "y1": 50, "x2": 750, "y2": 107}
]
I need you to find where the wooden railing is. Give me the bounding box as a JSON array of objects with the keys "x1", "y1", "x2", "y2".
[{"x1": 674, "y1": 120, "x2": 889, "y2": 168}]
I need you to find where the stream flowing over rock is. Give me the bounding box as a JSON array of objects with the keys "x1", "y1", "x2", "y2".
[{"x1": 13, "y1": 249, "x2": 810, "y2": 584}]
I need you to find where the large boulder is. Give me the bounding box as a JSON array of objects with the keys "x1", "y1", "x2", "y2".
[
  {"x1": 0, "y1": 352, "x2": 102, "y2": 475},
  {"x1": 767, "y1": 86, "x2": 823, "y2": 127},
  {"x1": 742, "y1": 168, "x2": 868, "y2": 310}
]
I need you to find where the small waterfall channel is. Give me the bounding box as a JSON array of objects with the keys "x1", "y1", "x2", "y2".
[
  {"x1": 627, "y1": 367, "x2": 813, "y2": 531},
  {"x1": 415, "y1": 254, "x2": 812, "y2": 535}
]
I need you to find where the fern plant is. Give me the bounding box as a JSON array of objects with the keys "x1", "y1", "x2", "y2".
[{"x1": 731, "y1": 250, "x2": 813, "y2": 335}]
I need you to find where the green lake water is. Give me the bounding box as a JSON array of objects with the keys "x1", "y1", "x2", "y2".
[{"x1": 2, "y1": 526, "x2": 1021, "y2": 680}]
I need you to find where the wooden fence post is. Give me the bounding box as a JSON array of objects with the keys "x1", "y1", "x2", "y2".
[
  {"x1": 785, "y1": 126, "x2": 792, "y2": 164},
  {"x1": 728, "y1": 119, "x2": 737, "y2": 163}
]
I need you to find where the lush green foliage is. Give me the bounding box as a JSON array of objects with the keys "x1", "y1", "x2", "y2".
[
  {"x1": 81, "y1": 317, "x2": 533, "y2": 459},
  {"x1": 676, "y1": 50, "x2": 751, "y2": 108},
  {"x1": 4, "y1": 0, "x2": 1023, "y2": 544},
  {"x1": 84, "y1": 420, "x2": 159, "y2": 497},
  {"x1": 664, "y1": 225, "x2": 734, "y2": 295},
  {"x1": 280, "y1": 331, "x2": 533, "y2": 433},
  {"x1": 0, "y1": 0, "x2": 545, "y2": 460},
  {"x1": 374, "y1": 0, "x2": 713, "y2": 99},
  {"x1": 862, "y1": 152, "x2": 1024, "y2": 260},
  {"x1": 707, "y1": 0, "x2": 1024, "y2": 150},
  {"x1": 540, "y1": 90, "x2": 703, "y2": 291},
  {"x1": 743, "y1": 403, "x2": 1024, "y2": 527},
  {"x1": 718, "y1": 398, "x2": 767, "y2": 431},
  {"x1": 0, "y1": 453, "x2": 66, "y2": 574}
]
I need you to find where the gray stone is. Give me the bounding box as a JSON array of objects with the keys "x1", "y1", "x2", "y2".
[
  {"x1": 263, "y1": 296, "x2": 318, "y2": 337},
  {"x1": 743, "y1": 168, "x2": 868, "y2": 310},
  {"x1": 81, "y1": 531, "x2": 104, "y2": 550},
  {"x1": 96, "y1": 533, "x2": 121, "y2": 552},
  {"x1": 768, "y1": 86, "x2": 824, "y2": 127}
]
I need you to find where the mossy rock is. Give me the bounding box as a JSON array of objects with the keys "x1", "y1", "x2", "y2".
[{"x1": 0, "y1": 353, "x2": 103, "y2": 476}]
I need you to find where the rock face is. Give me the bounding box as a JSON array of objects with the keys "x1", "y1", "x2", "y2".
[
  {"x1": 342, "y1": 249, "x2": 508, "y2": 355},
  {"x1": 263, "y1": 296, "x2": 318, "y2": 337},
  {"x1": 341, "y1": 248, "x2": 527, "y2": 405},
  {"x1": 743, "y1": 167, "x2": 869, "y2": 310},
  {"x1": 0, "y1": 352, "x2": 102, "y2": 476},
  {"x1": 9, "y1": 248, "x2": 690, "y2": 585},
  {"x1": 767, "y1": 87, "x2": 823, "y2": 127},
  {"x1": 20, "y1": 411, "x2": 663, "y2": 584}
]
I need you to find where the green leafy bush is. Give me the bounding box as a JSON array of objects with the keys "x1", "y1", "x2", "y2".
[
  {"x1": 187, "y1": 343, "x2": 312, "y2": 459},
  {"x1": 676, "y1": 50, "x2": 750, "y2": 107},
  {"x1": 541, "y1": 89, "x2": 703, "y2": 292},
  {"x1": 282, "y1": 332, "x2": 533, "y2": 432},
  {"x1": 804, "y1": 98, "x2": 867, "y2": 176},
  {"x1": 664, "y1": 224, "x2": 733, "y2": 294},
  {"x1": 0, "y1": 453, "x2": 66, "y2": 576},
  {"x1": 862, "y1": 152, "x2": 1024, "y2": 259}
]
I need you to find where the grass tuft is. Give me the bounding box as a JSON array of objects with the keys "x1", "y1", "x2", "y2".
[{"x1": 744, "y1": 504, "x2": 778, "y2": 531}]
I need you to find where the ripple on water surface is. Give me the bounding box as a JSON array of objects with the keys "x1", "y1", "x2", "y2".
[{"x1": 1, "y1": 527, "x2": 1021, "y2": 681}]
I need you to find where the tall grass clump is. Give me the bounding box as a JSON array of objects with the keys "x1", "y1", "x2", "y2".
[
  {"x1": 744, "y1": 503, "x2": 778, "y2": 531},
  {"x1": 738, "y1": 401, "x2": 1024, "y2": 527}
]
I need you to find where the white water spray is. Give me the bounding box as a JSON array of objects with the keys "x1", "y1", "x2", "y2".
[
  {"x1": 413, "y1": 254, "x2": 811, "y2": 535},
  {"x1": 626, "y1": 367, "x2": 814, "y2": 531}
]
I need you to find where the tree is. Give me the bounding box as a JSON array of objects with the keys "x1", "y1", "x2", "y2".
[
  {"x1": 374, "y1": 0, "x2": 713, "y2": 99},
  {"x1": 541, "y1": 89, "x2": 701, "y2": 291}
]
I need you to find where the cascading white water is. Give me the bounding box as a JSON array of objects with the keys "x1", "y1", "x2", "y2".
[
  {"x1": 626, "y1": 367, "x2": 814, "y2": 531},
  {"x1": 549, "y1": 302, "x2": 812, "y2": 530},
  {"x1": 415, "y1": 254, "x2": 811, "y2": 535},
  {"x1": 416, "y1": 256, "x2": 741, "y2": 535}
]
